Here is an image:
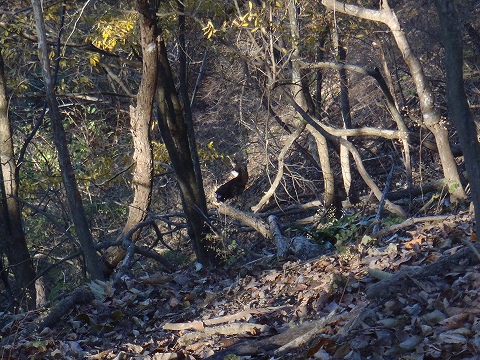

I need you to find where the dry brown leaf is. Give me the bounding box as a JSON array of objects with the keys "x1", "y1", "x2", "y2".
[
  {"x1": 142, "y1": 274, "x2": 173, "y2": 285},
  {"x1": 439, "y1": 313, "x2": 470, "y2": 330},
  {"x1": 405, "y1": 236, "x2": 424, "y2": 250},
  {"x1": 437, "y1": 331, "x2": 468, "y2": 345}
]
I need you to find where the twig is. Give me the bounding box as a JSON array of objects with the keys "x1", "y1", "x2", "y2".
[{"x1": 371, "y1": 215, "x2": 450, "y2": 238}]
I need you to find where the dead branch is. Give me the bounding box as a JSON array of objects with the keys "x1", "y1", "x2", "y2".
[
  {"x1": 177, "y1": 323, "x2": 270, "y2": 346},
  {"x1": 274, "y1": 310, "x2": 336, "y2": 356},
  {"x1": 111, "y1": 220, "x2": 175, "y2": 280},
  {"x1": 215, "y1": 202, "x2": 271, "y2": 239},
  {"x1": 371, "y1": 215, "x2": 451, "y2": 238},
  {"x1": 268, "y1": 215, "x2": 290, "y2": 257},
  {"x1": 206, "y1": 311, "x2": 338, "y2": 360},
  {"x1": 32, "y1": 287, "x2": 94, "y2": 332},
  {"x1": 385, "y1": 178, "x2": 454, "y2": 201},
  {"x1": 164, "y1": 307, "x2": 291, "y2": 331}
]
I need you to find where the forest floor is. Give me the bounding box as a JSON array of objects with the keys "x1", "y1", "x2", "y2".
[{"x1": 2, "y1": 208, "x2": 480, "y2": 359}]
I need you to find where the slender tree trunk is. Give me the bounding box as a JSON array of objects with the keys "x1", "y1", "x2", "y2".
[
  {"x1": 177, "y1": 0, "x2": 207, "y2": 211},
  {"x1": 156, "y1": 39, "x2": 219, "y2": 267},
  {"x1": 31, "y1": 0, "x2": 103, "y2": 280},
  {"x1": 104, "y1": 0, "x2": 158, "y2": 271},
  {"x1": 287, "y1": 0, "x2": 335, "y2": 207},
  {"x1": 434, "y1": 0, "x2": 480, "y2": 232},
  {"x1": 373, "y1": 34, "x2": 399, "y2": 110},
  {"x1": 333, "y1": 28, "x2": 353, "y2": 201},
  {"x1": 321, "y1": 0, "x2": 466, "y2": 201},
  {"x1": 0, "y1": 51, "x2": 36, "y2": 309},
  {"x1": 312, "y1": 27, "x2": 337, "y2": 208},
  {"x1": 373, "y1": 35, "x2": 413, "y2": 194}
]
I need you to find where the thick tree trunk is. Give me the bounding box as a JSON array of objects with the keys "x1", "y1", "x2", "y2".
[
  {"x1": 434, "y1": 0, "x2": 480, "y2": 232},
  {"x1": 31, "y1": 0, "x2": 104, "y2": 280},
  {"x1": 104, "y1": 0, "x2": 157, "y2": 271},
  {"x1": 0, "y1": 52, "x2": 36, "y2": 309},
  {"x1": 321, "y1": 0, "x2": 466, "y2": 201},
  {"x1": 156, "y1": 39, "x2": 219, "y2": 267}
]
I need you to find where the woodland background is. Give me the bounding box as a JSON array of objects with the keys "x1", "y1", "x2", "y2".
[{"x1": 0, "y1": 0, "x2": 480, "y2": 358}]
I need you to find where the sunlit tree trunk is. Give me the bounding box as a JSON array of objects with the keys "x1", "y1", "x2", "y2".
[
  {"x1": 0, "y1": 51, "x2": 36, "y2": 309},
  {"x1": 31, "y1": 0, "x2": 104, "y2": 280},
  {"x1": 104, "y1": 0, "x2": 158, "y2": 272}
]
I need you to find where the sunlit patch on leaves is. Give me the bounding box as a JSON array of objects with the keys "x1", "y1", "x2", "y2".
[
  {"x1": 88, "y1": 52, "x2": 101, "y2": 67},
  {"x1": 152, "y1": 140, "x2": 170, "y2": 163},
  {"x1": 202, "y1": 20, "x2": 219, "y2": 39},
  {"x1": 197, "y1": 141, "x2": 225, "y2": 161},
  {"x1": 231, "y1": 0, "x2": 265, "y2": 33},
  {"x1": 87, "y1": 13, "x2": 137, "y2": 52}
]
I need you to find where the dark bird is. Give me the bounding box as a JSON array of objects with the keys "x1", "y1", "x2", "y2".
[{"x1": 215, "y1": 162, "x2": 248, "y2": 202}]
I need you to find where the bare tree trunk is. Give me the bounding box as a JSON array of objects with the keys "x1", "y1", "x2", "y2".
[
  {"x1": 298, "y1": 60, "x2": 412, "y2": 202},
  {"x1": 104, "y1": 0, "x2": 158, "y2": 272},
  {"x1": 156, "y1": 39, "x2": 219, "y2": 267},
  {"x1": 177, "y1": 0, "x2": 207, "y2": 212},
  {"x1": 287, "y1": 0, "x2": 335, "y2": 208},
  {"x1": 313, "y1": 27, "x2": 336, "y2": 208},
  {"x1": 373, "y1": 35, "x2": 413, "y2": 194},
  {"x1": 0, "y1": 52, "x2": 36, "y2": 309},
  {"x1": 31, "y1": 0, "x2": 103, "y2": 280},
  {"x1": 321, "y1": 0, "x2": 466, "y2": 201},
  {"x1": 333, "y1": 28, "x2": 353, "y2": 201},
  {"x1": 434, "y1": 0, "x2": 480, "y2": 232}
]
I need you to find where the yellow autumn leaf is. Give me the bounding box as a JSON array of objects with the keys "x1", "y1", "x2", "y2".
[{"x1": 88, "y1": 53, "x2": 100, "y2": 66}]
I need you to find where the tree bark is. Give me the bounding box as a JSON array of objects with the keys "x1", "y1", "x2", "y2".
[
  {"x1": 156, "y1": 39, "x2": 219, "y2": 267},
  {"x1": 177, "y1": 0, "x2": 207, "y2": 212},
  {"x1": 287, "y1": 0, "x2": 335, "y2": 208},
  {"x1": 321, "y1": 0, "x2": 465, "y2": 201},
  {"x1": 333, "y1": 28, "x2": 353, "y2": 201},
  {"x1": 104, "y1": 0, "x2": 158, "y2": 271},
  {"x1": 434, "y1": 0, "x2": 480, "y2": 233},
  {"x1": 0, "y1": 51, "x2": 36, "y2": 309},
  {"x1": 31, "y1": 0, "x2": 104, "y2": 280}
]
